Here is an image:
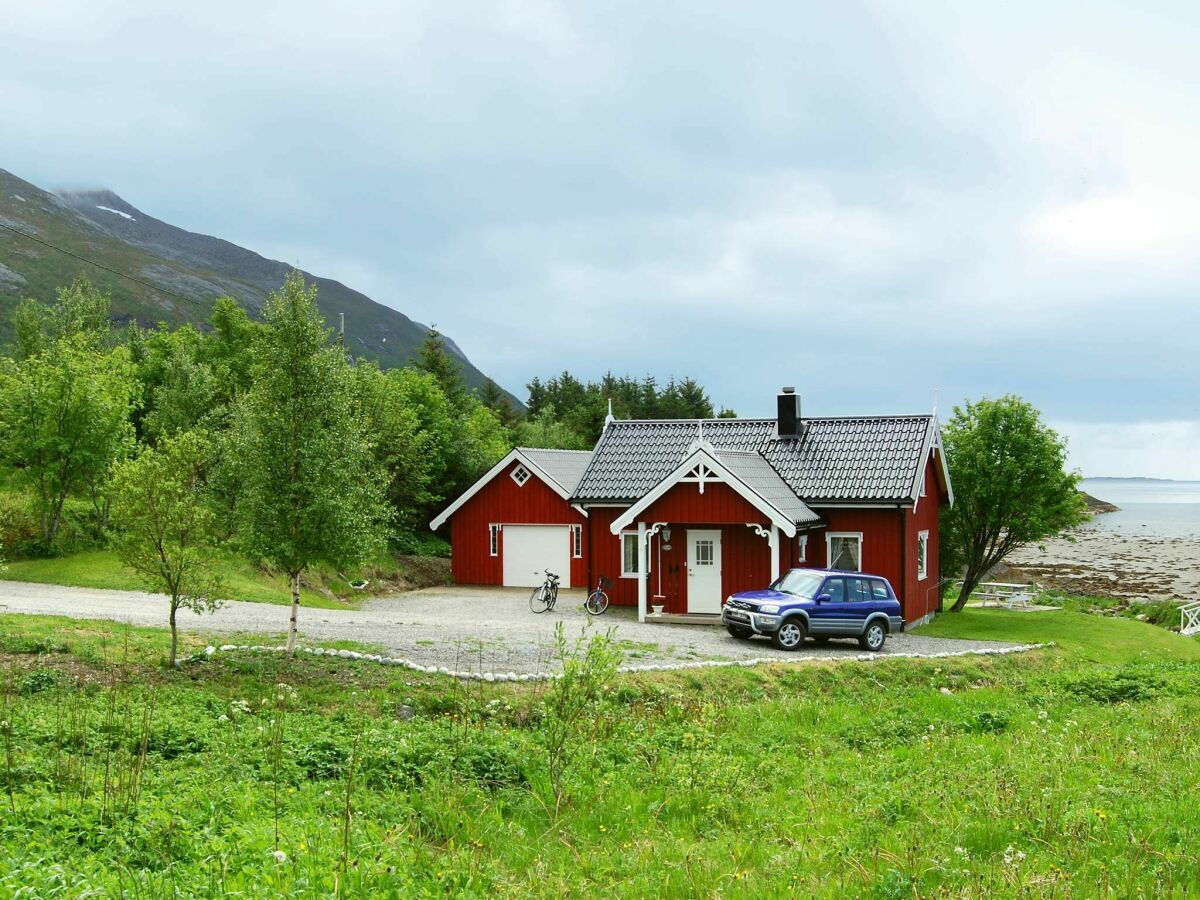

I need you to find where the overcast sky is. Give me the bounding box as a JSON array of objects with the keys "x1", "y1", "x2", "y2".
[{"x1": 4, "y1": 1, "x2": 1199, "y2": 477}]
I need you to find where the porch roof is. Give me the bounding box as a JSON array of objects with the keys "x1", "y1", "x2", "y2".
[{"x1": 608, "y1": 444, "x2": 817, "y2": 538}]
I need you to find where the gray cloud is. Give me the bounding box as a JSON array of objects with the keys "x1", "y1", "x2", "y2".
[{"x1": 3, "y1": 0, "x2": 1198, "y2": 474}]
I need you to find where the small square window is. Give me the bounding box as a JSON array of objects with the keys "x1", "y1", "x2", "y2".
[
  {"x1": 488, "y1": 524, "x2": 500, "y2": 557},
  {"x1": 571, "y1": 524, "x2": 582, "y2": 559},
  {"x1": 827, "y1": 533, "x2": 862, "y2": 572},
  {"x1": 510, "y1": 464, "x2": 531, "y2": 486},
  {"x1": 917, "y1": 530, "x2": 929, "y2": 581}
]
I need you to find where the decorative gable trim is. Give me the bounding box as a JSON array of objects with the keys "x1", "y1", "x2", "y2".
[
  {"x1": 608, "y1": 448, "x2": 799, "y2": 538},
  {"x1": 430, "y1": 449, "x2": 576, "y2": 530},
  {"x1": 910, "y1": 419, "x2": 954, "y2": 511}
]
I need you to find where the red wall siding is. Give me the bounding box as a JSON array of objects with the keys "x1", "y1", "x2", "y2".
[
  {"x1": 586, "y1": 507, "x2": 636, "y2": 606},
  {"x1": 449, "y1": 459, "x2": 587, "y2": 586},
  {"x1": 903, "y1": 455, "x2": 943, "y2": 622}
]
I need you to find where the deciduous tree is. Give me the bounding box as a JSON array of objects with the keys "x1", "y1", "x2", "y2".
[
  {"x1": 235, "y1": 272, "x2": 389, "y2": 655},
  {"x1": 940, "y1": 395, "x2": 1088, "y2": 611},
  {"x1": 0, "y1": 343, "x2": 137, "y2": 548},
  {"x1": 109, "y1": 431, "x2": 224, "y2": 666}
]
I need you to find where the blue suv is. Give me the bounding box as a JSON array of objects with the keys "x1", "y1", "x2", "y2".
[{"x1": 721, "y1": 568, "x2": 903, "y2": 652}]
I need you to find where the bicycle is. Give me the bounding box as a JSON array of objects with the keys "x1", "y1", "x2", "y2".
[
  {"x1": 529, "y1": 570, "x2": 560, "y2": 613},
  {"x1": 585, "y1": 575, "x2": 612, "y2": 615}
]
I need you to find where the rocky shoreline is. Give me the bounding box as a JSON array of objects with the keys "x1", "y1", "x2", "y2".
[{"x1": 1005, "y1": 521, "x2": 1200, "y2": 604}]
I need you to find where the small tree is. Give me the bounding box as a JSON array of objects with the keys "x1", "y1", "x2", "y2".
[
  {"x1": 415, "y1": 327, "x2": 468, "y2": 411},
  {"x1": 236, "y1": 272, "x2": 388, "y2": 655},
  {"x1": 941, "y1": 395, "x2": 1087, "y2": 612},
  {"x1": 109, "y1": 431, "x2": 224, "y2": 666}
]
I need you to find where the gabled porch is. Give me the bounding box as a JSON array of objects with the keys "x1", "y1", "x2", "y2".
[{"x1": 608, "y1": 441, "x2": 821, "y2": 622}]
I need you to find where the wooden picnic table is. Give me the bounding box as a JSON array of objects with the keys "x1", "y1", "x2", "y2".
[{"x1": 961, "y1": 581, "x2": 1039, "y2": 609}]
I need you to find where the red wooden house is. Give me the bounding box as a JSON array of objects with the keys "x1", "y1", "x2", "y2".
[{"x1": 431, "y1": 389, "x2": 953, "y2": 626}]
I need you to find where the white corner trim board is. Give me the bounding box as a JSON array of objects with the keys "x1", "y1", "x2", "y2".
[{"x1": 200, "y1": 641, "x2": 1054, "y2": 681}]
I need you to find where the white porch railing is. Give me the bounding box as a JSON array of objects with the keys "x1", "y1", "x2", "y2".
[{"x1": 1181, "y1": 601, "x2": 1200, "y2": 637}]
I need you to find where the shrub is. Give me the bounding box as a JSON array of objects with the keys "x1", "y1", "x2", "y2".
[
  {"x1": 19, "y1": 669, "x2": 57, "y2": 695},
  {"x1": 453, "y1": 740, "x2": 527, "y2": 790},
  {"x1": 295, "y1": 737, "x2": 349, "y2": 780}
]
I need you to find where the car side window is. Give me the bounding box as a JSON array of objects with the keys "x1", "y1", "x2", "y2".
[
  {"x1": 845, "y1": 578, "x2": 870, "y2": 603},
  {"x1": 870, "y1": 580, "x2": 889, "y2": 600},
  {"x1": 824, "y1": 578, "x2": 846, "y2": 603}
]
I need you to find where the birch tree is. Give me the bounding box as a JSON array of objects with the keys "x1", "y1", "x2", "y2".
[
  {"x1": 109, "y1": 431, "x2": 224, "y2": 666},
  {"x1": 235, "y1": 272, "x2": 388, "y2": 655}
]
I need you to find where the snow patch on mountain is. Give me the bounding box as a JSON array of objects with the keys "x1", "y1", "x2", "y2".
[{"x1": 96, "y1": 204, "x2": 136, "y2": 221}]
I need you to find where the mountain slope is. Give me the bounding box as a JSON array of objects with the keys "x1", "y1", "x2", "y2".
[{"x1": 0, "y1": 168, "x2": 512, "y2": 400}]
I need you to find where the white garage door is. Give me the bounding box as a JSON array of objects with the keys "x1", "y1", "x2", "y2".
[{"x1": 502, "y1": 525, "x2": 571, "y2": 588}]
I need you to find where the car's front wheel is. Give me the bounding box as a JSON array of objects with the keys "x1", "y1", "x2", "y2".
[
  {"x1": 859, "y1": 621, "x2": 887, "y2": 652},
  {"x1": 726, "y1": 625, "x2": 753, "y2": 640},
  {"x1": 771, "y1": 618, "x2": 806, "y2": 651}
]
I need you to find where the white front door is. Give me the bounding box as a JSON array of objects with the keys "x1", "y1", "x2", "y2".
[
  {"x1": 502, "y1": 525, "x2": 571, "y2": 588},
  {"x1": 686, "y1": 529, "x2": 722, "y2": 614}
]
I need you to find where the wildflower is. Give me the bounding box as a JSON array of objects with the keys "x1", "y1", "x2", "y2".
[
  {"x1": 954, "y1": 846, "x2": 968, "y2": 858},
  {"x1": 272, "y1": 849, "x2": 287, "y2": 863},
  {"x1": 217, "y1": 714, "x2": 229, "y2": 723}
]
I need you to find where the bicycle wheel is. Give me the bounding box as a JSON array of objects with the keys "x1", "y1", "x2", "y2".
[
  {"x1": 529, "y1": 585, "x2": 551, "y2": 613},
  {"x1": 585, "y1": 590, "x2": 609, "y2": 615}
]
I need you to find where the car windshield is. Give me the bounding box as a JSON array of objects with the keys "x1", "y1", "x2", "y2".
[{"x1": 770, "y1": 571, "x2": 825, "y2": 598}]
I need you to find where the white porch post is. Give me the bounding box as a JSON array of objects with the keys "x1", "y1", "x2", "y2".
[
  {"x1": 769, "y1": 525, "x2": 780, "y2": 582},
  {"x1": 637, "y1": 521, "x2": 648, "y2": 623}
]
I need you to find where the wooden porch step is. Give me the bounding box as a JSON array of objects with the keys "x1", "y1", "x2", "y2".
[{"x1": 645, "y1": 613, "x2": 723, "y2": 626}]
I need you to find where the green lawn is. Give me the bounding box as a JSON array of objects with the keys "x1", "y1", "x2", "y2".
[
  {"x1": 2, "y1": 549, "x2": 355, "y2": 609},
  {"x1": 0, "y1": 608, "x2": 1198, "y2": 896}
]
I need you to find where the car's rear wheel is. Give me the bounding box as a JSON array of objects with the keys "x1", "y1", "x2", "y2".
[
  {"x1": 726, "y1": 625, "x2": 753, "y2": 640},
  {"x1": 859, "y1": 621, "x2": 887, "y2": 652},
  {"x1": 771, "y1": 618, "x2": 806, "y2": 651}
]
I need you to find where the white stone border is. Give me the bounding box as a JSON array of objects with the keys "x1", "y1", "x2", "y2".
[{"x1": 202, "y1": 641, "x2": 1055, "y2": 684}]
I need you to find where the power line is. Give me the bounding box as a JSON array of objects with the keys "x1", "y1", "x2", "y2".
[{"x1": 0, "y1": 220, "x2": 212, "y2": 309}]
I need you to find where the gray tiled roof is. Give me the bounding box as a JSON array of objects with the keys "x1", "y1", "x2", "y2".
[
  {"x1": 761, "y1": 417, "x2": 933, "y2": 502},
  {"x1": 572, "y1": 416, "x2": 934, "y2": 504},
  {"x1": 519, "y1": 448, "x2": 593, "y2": 494},
  {"x1": 572, "y1": 419, "x2": 776, "y2": 501},
  {"x1": 715, "y1": 450, "x2": 821, "y2": 525}
]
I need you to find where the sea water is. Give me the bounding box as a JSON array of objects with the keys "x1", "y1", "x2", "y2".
[{"x1": 1080, "y1": 479, "x2": 1200, "y2": 540}]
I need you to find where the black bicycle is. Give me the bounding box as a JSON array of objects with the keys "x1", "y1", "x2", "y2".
[
  {"x1": 529, "y1": 570, "x2": 561, "y2": 613},
  {"x1": 585, "y1": 575, "x2": 612, "y2": 615}
]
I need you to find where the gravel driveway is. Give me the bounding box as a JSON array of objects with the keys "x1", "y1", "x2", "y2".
[{"x1": 0, "y1": 580, "x2": 1026, "y2": 673}]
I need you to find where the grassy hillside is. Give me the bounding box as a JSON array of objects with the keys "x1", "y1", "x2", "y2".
[
  {"x1": 0, "y1": 608, "x2": 1197, "y2": 895},
  {"x1": 0, "y1": 167, "x2": 515, "y2": 401}
]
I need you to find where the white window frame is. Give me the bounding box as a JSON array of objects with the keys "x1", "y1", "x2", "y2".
[
  {"x1": 571, "y1": 524, "x2": 583, "y2": 559},
  {"x1": 510, "y1": 464, "x2": 531, "y2": 487},
  {"x1": 826, "y1": 532, "x2": 863, "y2": 572},
  {"x1": 920, "y1": 474, "x2": 927, "y2": 497},
  {"x1": 620, "y1": 531, "x2": 640, "y2": 578},
  {"x1": 917, "y1": 529, "x2": 929, "y2": 581},
  {"x1": 796, "y1": 534, "x2": 808, "y2": 563},
  {"x1": 488, "y1": 523, "x2": 500, "y2": 557}
]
